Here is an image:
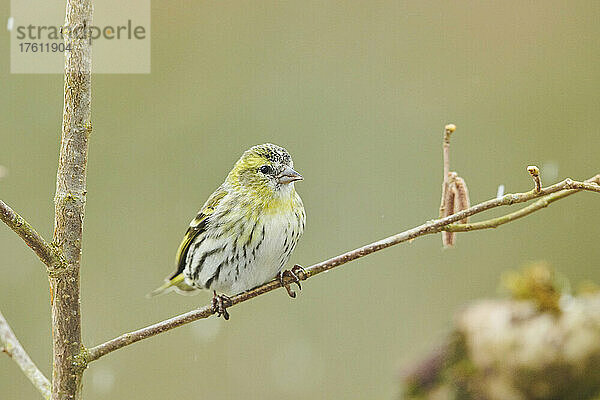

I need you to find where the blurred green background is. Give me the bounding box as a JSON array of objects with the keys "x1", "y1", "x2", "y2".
[{"x1": 1, "y1": 1, "x2": 599, "y2": 399}]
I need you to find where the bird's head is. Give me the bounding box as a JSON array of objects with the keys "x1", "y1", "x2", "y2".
[{"x1": 226, "y1": 143, "x2": 303, "y2": 200}]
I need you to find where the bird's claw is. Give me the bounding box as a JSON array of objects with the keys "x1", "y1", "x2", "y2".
[
  {"x1": 211, "y1": 290, "x2": 232, "y2": 320},
  {"x1": 279, "y1": 264, "x2": 307, "y2": 298}
]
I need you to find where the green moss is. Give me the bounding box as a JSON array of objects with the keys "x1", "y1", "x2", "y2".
[
  {"x1": 72, "y1": 344, "x2": 89, "y2": 373},
  {"x1": 501, "y1": 262, "x2": 562, "y2": 314},
  {"x1": 578, "y1": 280, "x2": 600, "y2": 296}
]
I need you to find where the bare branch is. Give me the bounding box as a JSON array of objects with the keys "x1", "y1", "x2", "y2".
[
  {"x1": 438, "y1": 124, "x2": 470, "y2": 248},
  {"x1": 0, "y1": 200, "x2": 64, "y2": 273},
  {"x1": 85, "y1": 174, "x2": 600, "y2": 363},
  {"x1": 438, "y1": 123, "x2": 456, "y2": 218},
  {"x1": 442, "y1": 123, "x2": 455, "y2": 179},
  {"x1": 50, "y1": 0, "x2": 93, "y2": 398},
  {"x1": 439, "y1": 124, "x2": 456, "y2": 247},
  {"x1": 446, "y1": 175, "x2": 600, "y2": 232},
  {"x1": 0, "y1": 310, "x2": 51, "y2": 400}
]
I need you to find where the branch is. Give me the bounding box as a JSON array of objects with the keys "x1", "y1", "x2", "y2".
[
  {"x1": 438, "y1": 124, "x2": 470, "y2": 247},
  {"x1": 442, "y1": 123, "x2": 455, "y2": 179},
  {"x1": 0, "y1": 310, "x2": 51, "y2": 399},
  {"x1": 0, "y1": 200, "x2": 64, "y2": 273},
  {"x1": 446, "y1": 176, "x2": 600, "y2": 232},
  {"x1": 50, "y1": 0, "x2": 93, "y2": 398},
  {"x1": 438, "y1": 124, "x2": 455, "y2": 219},
  {"x1": 85, "y1": 173, "x2": 600, "y2": 363}
]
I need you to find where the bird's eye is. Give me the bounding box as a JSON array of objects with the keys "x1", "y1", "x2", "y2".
[{"x1": 259, "y1": 165, "x2": 273, "y2": 175}]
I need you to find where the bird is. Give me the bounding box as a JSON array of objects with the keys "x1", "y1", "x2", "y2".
[{"x1": 149, "y1": 143, "x2": 306, "y2": 319}]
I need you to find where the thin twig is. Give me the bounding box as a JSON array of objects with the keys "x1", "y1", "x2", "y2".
[
  {"x1": 439, "y1": 124, "x2": 470, "y2": 247},
  {"x1": 85, "y1": 174, "x2": 600, "y2": 363},
  {"x1": 528, "y1": 165, "x2": 542, "y2": 192},
  {"x1": 446, "y1": 175, "x2": 600, "y2": 232},
  {"x1": 0, "y1": 310, "x2": 51, "y2": 399},
  {"x1": 439, "y1": 124, "x2": 456, "y2": 218},
  {"x1": 439, "y1": 124, "x2": 455, "y2": 247},
  {"x1": 0, "y1": 200, "x2": 64, "y2": 273},
  {"x1": 442, "y1": 124, "x2": 455, "y2": 179}
]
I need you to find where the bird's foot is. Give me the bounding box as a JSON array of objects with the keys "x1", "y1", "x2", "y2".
[
  {"x1": 211, "y1": 290, "x2": 232, "y2": 320},
  {"x1": 279, "y1": 264, "x2": 307, "y2": 298}
]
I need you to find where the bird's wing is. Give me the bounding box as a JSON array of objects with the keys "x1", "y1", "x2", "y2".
[
  {"x1": 148, "y1": 187, "x2": 227, "y2": 297},
  {"x1": 171, "y1": 186, "x2": 228, "y2": 280}
]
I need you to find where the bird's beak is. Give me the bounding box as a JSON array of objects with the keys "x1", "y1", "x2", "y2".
[{"x1": 278, "y1": 166, "x2": 303, "y2": 185}]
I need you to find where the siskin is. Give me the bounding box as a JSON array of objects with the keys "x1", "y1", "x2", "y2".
[{"x1": 149, "y1": 143, "x2": 306, "y2": 319}]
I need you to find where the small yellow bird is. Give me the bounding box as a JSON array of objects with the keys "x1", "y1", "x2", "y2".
[{"x1": 149, "y1": 144, "x2": 306, "y2": 319}]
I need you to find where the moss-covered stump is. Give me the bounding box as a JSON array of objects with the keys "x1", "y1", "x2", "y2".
[{"x1": 402, "y1": 290, "x2": 600, "y2": 399}]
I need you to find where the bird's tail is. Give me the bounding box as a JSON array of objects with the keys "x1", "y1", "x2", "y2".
[{"x1": 146, "y1": 273, "x2": 197, "y2": 298}]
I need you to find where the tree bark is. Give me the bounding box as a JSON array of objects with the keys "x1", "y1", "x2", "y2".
[{"x1": 50, "y1": 0, "x2": 92, "y2": 398}]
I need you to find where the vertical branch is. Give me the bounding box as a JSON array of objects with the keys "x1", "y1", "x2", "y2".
[
  {"x1": 442, "y1": 124, "x2": 455, "y2": 179},
  {"x1": 440, "y1": 124, "x2": 456, "y2": 247},
  {"x1": 438, "y1": 124, "x2": 455, "y2": 218},
  {"x1": 50, "y1": 0, "x2": 92, "y2": 399},
  {"x1": 438, "y1": 124, "x2": 470, "y2": 248}
]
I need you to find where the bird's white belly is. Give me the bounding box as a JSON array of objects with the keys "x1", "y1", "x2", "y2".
[
  {"x1": 191, "y1": 210, "x2": 299, "y2": 295},
  {"x1": 231, "y1": 212, "x2": 295, "y2": 294}
]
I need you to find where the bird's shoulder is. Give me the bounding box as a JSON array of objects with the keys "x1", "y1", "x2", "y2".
[{"x1": 193, "y1": 186, "x2": 229, "y2": 227}]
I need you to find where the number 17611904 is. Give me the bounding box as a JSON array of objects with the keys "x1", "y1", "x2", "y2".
[{"x1": 19, "y1": 42, "x2": 72, "y2": 52}]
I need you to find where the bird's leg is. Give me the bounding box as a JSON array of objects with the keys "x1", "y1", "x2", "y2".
[
  {"x1": 278, "y1": 264, "x2": 307, "y2": 298},
  {"x1": 211, "y1": 290, "x2": 232, "y2": 320},
  {"x1": 278, "y1": 270, "x2": 296, "y2": 298}
]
